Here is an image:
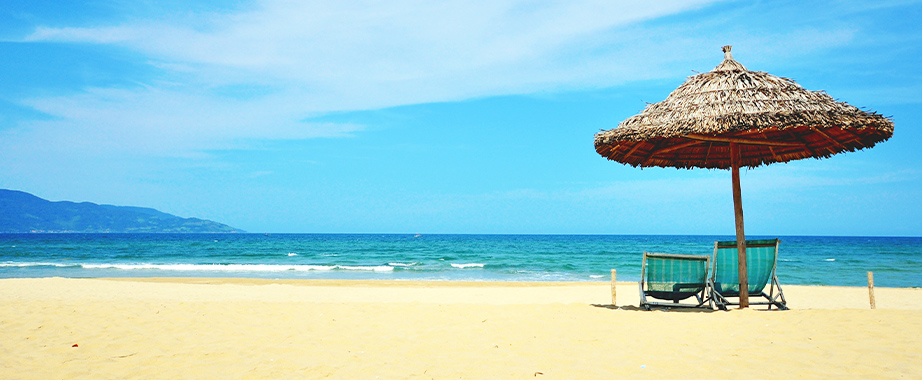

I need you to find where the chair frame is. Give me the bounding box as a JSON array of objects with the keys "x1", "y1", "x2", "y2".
[
  {"x1": 639, "y1": 252, "x2": 711, "y2": 310},
  {"x1": 707, "y1": 239, "x2": 788, "y2": 310}
]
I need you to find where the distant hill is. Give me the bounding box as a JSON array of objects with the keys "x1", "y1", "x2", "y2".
[{"x1": 0, "y1": 189, "x2": 245, "y2": 233}]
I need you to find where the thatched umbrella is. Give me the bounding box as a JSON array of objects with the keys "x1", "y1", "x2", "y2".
[{"x1": 594, "y1": 46, "x2": 894, "y2": 308}]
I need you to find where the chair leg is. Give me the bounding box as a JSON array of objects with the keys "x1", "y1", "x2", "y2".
[
  {"x1": 770, "y1": 275, "x2": 788, "y2": 310},
  {"x1": 710, "y1": 289, "x2": 729, "y2": 311}
]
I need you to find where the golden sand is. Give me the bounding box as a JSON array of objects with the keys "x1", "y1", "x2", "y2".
[{"x1": 1, "y1": 278, "x2": 920, "y2": 379}]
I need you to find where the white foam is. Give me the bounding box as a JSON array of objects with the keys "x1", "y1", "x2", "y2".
[
  {"x1": 589, "y1": 275, "x2": 604, "y2": 279},
  {"x1": 287, "y1": 253, "x2": 298, "y2": 256},
  {"x1": 80, "y1": 263, "x2": 330, "y2": 272},
  {"x1": 824, "y1": 259, "x2": 836, "y2": 262},
  {"x1": 451, "y1": 263, "x2": 485, "y2": 269},
  {"x1": 338, "y1": 265, "x2": 394, "y2": 272},
  {"x1": 388, "y1": 262, "x2": 418, "y2": 267},
  {"x1": 72, "y1": 263, "x2": 395, "y2": 272},
  {"x1": 0, "y1": 262, "x2": 72, "y2": 268}
]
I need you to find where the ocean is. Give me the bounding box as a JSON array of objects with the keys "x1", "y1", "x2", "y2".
[{"x1": 1, "y1": 233, "x2": 920, "y2": 287}]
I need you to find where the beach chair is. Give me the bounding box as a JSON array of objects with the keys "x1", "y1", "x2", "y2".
[
  {"x1": 708, "y1": 239, "x2": 788, "y2": 310},
  {"x1": 639, "y1": 252, "x2": 711, "y2": 310}
]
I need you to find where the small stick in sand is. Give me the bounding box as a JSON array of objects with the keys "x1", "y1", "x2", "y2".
[
  {"x1": 611, "y1": 269, "x2": 617, "y2": 306},
  {"x1": 868, "y1": 271, "x2": 876, "y2": 309}
]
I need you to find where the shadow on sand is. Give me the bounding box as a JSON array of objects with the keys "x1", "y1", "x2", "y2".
[{"x1": 591, "y1": 304, "x2": 718, "y2": 313}]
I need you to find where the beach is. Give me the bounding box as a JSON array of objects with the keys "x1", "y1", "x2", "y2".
[{"x1": 1, "y1": 278, "x2": 921, "y2": 379}]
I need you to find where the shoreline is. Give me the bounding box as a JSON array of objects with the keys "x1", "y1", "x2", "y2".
[
  {"x1": 5, "y1": 234, "x2": 921, "y2": 288},
  {"x1": 4, "y1": 277, "x2": 922, "y2": 309},
  {"x1": 8, "y1": 275, "x2": 921, "y2": 288},
  {"x1": 3, "y1": 277, "x2": 921, "y2": 378},
  {"x1": 101, "y1": 276, "x2": 921, "y2": 288}
]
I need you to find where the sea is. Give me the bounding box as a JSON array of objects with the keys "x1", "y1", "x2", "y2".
[{"x1": 1, "y1": 234, "x2": 920, "y2": 287}]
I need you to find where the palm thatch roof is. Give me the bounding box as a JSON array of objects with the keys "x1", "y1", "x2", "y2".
[{"x1": 594, "y1": 46, "x2": 894, "y2": 169}]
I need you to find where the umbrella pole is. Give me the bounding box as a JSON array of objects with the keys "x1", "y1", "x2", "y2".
[{"x1": 730, "y1": 143, "x2": 750, "y2": 308}]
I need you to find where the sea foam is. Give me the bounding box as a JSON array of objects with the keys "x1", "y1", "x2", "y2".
[
  {"x1": 0, "y1": 262, "x2": 73, "y2": 268},
  {"x1": 77, "y1": 263, "x2": 393, "y2": 272},
  {"x1": 388, "y1": 262, "x2": 418, "y2": 267},
  {"x1": 451, "y1": 263, "x2": 485, "y2": 269}
]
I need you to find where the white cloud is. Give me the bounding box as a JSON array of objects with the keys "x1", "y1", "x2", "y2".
[
  {"x1": 6, "y1": 0, "x2": 871, "y2": 163},
  {"x1": 7, "y1": 86, "x2": 363, "y2": 159},
  {"x1": 25, "y1": 26, "x2": 142, "y2": 44},
  {"x1": 23, "y1": 0, "x2": 723, "y2": 110}
]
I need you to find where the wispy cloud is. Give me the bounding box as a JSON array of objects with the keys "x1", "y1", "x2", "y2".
[
  {"x1": 3, "y1": 0, "x2": 882, "y2": 164},
  {"x1": 21, "y1": 1, "x2": 725, "y2": 107},
  {"x1": 11, "y1": 87, "x2": 362, "y2": 158},
  {"x1": 5, "y1": 0, "x2": 730, "y2": 162}
]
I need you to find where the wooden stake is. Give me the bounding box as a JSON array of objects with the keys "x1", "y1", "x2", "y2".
[
  {"x1": 611, "y1": 269, "x2": 617, "y2": 306},
  {"x1": 868, "y1": 271, "x2": 876, "y2": 309},
  {"x1": 730, "y1": 143, "x2": 749, "y2": 308}
]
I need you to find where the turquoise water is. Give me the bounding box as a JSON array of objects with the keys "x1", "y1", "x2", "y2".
[{"x1": 1, "y1": 234, "x2": 920, "y2": 287}]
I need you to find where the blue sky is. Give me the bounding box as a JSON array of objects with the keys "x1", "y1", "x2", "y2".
[{"x1": 1, "y1": 0, "x2": 920, "y2": 235}]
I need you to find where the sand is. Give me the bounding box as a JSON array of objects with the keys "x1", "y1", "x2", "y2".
[{"x1": 1, "y1": 278, "x2": 921, "y2": 379}]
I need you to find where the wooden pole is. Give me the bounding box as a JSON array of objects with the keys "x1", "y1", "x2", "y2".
[
  {"x1": 611, "y1": 269, "x2": 617, "y2": 306},
  {"x1": 730, "y1": 143, "x2": 750, "y2": 308},
  {"x1": 868, "y1": 271, "x2": 876, "y2": 309}
]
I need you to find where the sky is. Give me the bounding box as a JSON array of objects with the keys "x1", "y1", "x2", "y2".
[{"x1": 1, "y1": 0, "x2": 920, "y2": 235}]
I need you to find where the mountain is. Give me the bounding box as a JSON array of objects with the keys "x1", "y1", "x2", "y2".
[{"x1": 0, "y1": 189, "x2": 245, "y2": 233}]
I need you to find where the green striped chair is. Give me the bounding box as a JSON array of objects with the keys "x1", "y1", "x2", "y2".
[
  {"x1": 639, "y1": 252, "x2": 711, "y2": 310},
  {"x1": 708, "y1": 239, "x2": 787, "y2": 310}
]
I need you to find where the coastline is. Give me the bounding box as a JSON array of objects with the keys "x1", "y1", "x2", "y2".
[
  {"x1": 2, "y1": 277, "x2": 921, "y2": 378},
  {"x1": 5, "y1": 234, "x2": 921, "y2": 287}
]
